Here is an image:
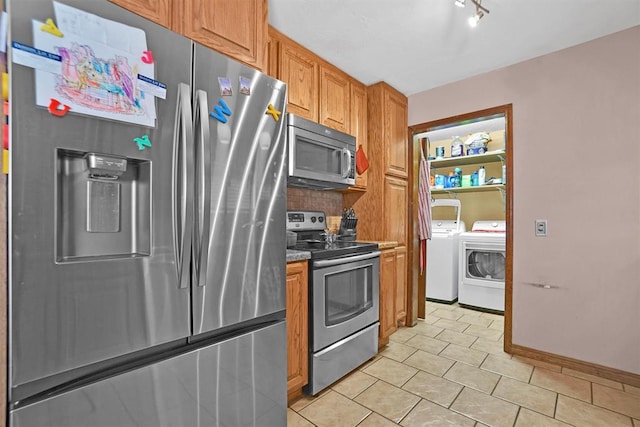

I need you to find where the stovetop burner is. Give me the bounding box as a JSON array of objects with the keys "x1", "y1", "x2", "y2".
[{"x1": 287, "y1": 210, "x2": 377, "y2": 260}]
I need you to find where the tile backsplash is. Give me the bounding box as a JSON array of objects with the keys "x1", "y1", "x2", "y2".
[{"x1": 287, "y1": 188, "x2": 343, "y2": 216}]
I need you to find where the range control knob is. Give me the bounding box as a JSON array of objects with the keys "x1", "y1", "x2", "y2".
[
  {"x1": 318, "y1": 216, "x2": 324, "y2": 223},
  {"x1": 311, "y1": 217, "x2": 316, "y2": 223}
]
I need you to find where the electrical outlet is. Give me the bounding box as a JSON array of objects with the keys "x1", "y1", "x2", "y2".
[{"x1": 535, "y1": 219, "x2": 547, "y2": 237}]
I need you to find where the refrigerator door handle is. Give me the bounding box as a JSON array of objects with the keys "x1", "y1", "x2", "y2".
[
  {"x1": 194, "y1": 89, "x2": 211, "y2": 287},
  {"x1": 173, "y1": 82, "x2": 195, "y2": 289}
]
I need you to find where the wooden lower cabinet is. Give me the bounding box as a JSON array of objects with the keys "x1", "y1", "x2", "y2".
[
  {"x1": 395, "y1": 246, "x2": 407, "y2": 326},
  {"x1": 286, "y1": 260, "x2": 308, "y2": 403},
  {"x1": 378, "y1": 248, "x2": 397, "y2": 348}
]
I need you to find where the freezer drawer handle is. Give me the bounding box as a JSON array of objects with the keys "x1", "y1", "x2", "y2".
[
  {"x1": 194, "y1": 89, "x2": 211, "y2": 287},
  {"x1": 173, "y1": 83, "x2": 194, "y2": 289}
]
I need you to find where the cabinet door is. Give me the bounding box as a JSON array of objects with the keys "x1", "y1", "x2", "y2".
[
  {"x1": 384, "y1": 90, "x2": 408, "y2": 178},
  {"x1": 379, "y1": 249, "x2": 397, "y2": 347},
  {"x1": 279, "y1": 42, "x2": 318, "y2": 121},
  {"x1": 383, "y1": 176, "x2": 408, "y2": 246},
  {"x1": 109, "y1": 0, "x2": 172, "y2": 28},
  {"x1": 286, "y1": 261, "x2": 308, "y2": 402},
  {"x1": 395, "y1": 246, "x2": 407, "y2": 326},
  {"x1": 350, "y1": 80, "x2": 368, "y2": 189},
  {"x1": 319, "y1": 65, "x2": 350, "y2": 133},
  {"x1": 180, "y1": 0, "x2": 266, "y2": 70}
]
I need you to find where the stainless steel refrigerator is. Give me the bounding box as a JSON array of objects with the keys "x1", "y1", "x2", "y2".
[{"x1": 7, "y1": 1, "x2": 288, "y2": 425}]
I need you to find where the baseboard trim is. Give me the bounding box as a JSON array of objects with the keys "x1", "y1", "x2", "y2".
[{"x1": 508, "y1": 343, "x2": 640, "y2": 388}]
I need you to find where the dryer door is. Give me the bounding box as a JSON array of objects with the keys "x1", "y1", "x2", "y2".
[{"x1": 461, "y1": 241, "x2": 505, "y2": 289}]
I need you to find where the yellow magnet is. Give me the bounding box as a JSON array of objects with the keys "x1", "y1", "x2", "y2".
[
  {"x1": 2, "y1": 149, "x2": 8, "y2": 174},
  {"x1": 40, "y1": 18, "x2": 64, "y2": 37},
  {"x1": 265, "y1": 103, "x2": 281, "y2": 121}
]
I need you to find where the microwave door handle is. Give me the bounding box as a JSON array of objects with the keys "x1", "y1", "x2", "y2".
[
  {"x1": 194, "y1": 90, "x2": 211, "y2": 287},
  {"x1": 342, "y1": 148, "x2": 352, "y2": 178},
  {"x1": 173, "y1": 83, "x2": 194, "y2": 289}
]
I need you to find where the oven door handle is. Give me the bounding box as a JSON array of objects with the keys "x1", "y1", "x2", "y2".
[{"x1": 313, "y1": 251, "x2": 381, "y2": 268}]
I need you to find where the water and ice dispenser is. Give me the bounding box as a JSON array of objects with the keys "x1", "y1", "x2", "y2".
[{"x1": 56, "y1": 149, "x2": 151, "y2": 262}]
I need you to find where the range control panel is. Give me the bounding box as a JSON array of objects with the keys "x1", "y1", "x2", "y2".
[{"x1": 286, "y1": 210, "x2": 325, "y2": 231}]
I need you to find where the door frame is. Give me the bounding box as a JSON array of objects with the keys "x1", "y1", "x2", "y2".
[{"x1": 407, "y1": 103, "x2": 514, "y2": 352}]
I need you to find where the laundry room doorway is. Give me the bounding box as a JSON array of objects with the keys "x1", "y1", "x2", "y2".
[{"x1": 408, "y1": 104, "x2": 514, "y2": 351}]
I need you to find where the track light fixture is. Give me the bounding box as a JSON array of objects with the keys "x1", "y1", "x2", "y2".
[{"x1": 454, "y1": 0, "x2": 490, "y2": 27}]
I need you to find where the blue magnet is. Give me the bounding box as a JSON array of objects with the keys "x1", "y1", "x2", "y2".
[
  {"x1": 210, "y1": 99, "x2": 232, "y2": 123},
  {"x1": 134, "y1": 134, "x2": 152, "y2": 150}
]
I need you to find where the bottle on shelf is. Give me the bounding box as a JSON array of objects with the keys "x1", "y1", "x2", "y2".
[
  {"x1": 451, "y1": 136, "x2": 464, "y2": 158},
  {"x1": 454, "y1": 167, "x2": 462, "y2": 187},
  {"x1": 502, "y1": 164, "x2": 506, "y2": 184},
  {"x1": 478, "y1": 166, "x2": 486, "y2": 186}
]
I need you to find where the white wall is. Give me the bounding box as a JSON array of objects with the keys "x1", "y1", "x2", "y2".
[{"x1": 409, "y1": 26, "x2": 640, "y2": 375}]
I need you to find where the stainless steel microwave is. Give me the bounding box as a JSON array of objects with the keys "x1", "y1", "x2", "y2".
[{"x1": 287, "y1": 113, "x2": 356, "y2": 190}]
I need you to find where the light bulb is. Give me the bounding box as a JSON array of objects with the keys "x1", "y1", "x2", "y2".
[{"x1": 468, "y1": 10, "x2": 483, "y2": 27}]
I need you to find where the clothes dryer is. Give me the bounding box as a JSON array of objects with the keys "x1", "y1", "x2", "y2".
[
  {"x1": 426, "y1": 199, "x2": 466, "y2": 303},
  {"x1": 458, "y1": 220, "x2": 506, "y2": 312}
]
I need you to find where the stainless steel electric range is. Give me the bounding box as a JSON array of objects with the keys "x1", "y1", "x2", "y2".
[{"x1": 287, "y1": 211, "x2": 380, "y2": 395}]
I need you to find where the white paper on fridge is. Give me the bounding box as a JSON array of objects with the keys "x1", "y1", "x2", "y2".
[
  {"x1": 32, "y1": 20, "x2": 156, "y2": 127},
  {"x1": 53, "y1": 1, "x2": 148, "y2": 56}
]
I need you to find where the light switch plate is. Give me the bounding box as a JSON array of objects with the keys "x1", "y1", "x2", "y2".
[{"x1": 535, "y1": 219, "x2": 547, "y2": 237}]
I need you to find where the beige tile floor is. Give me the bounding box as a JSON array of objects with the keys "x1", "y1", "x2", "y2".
[{"x1": 288, "y1": 301, "x2": 640, "y2": 427}]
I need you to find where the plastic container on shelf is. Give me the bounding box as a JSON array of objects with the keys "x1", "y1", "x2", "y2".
[
  {"x1": 454, "y1": 167, "x2": 462, "y2": 187},
  {"x1": 478, "y1": 166, "x2": 486, "y2": 186},
  {"x1": 451, "y1": 136, "x2": 464, "y2": 157}
]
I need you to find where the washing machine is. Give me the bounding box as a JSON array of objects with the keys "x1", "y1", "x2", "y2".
[
  {"x1": 458, "y1": 220, "x2": 506, "y2": 312},
  {"x1": 426, "y1": 199, "x2": 466, "y2": 303}
]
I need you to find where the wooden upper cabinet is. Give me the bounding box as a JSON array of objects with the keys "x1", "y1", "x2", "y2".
[
  {"x1": 279, "y1": 40, "x2": 319, "y2": 121},
  {"x1": 178, "y1": 0, "x2": 267, "y2": 70},
  {"x1": 384, "y1": 175, "x2": 407, "y2": 246},
  {"x1": 319, "y1": 65, "x2": 350, "y2": 133},
  {"x1": 109, "y1": 0, "x2": 172, "y2": 28},
  {"x1": 350, "y1": 80, "x2": 368, "y2": 189},
  {"x1": 384, "y1": 89, "x2": 409, "y2": 178}
]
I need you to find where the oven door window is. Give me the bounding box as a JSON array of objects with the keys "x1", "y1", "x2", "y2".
[
  {"x1": 466, "y1": 249, "x2": 505, "y2": 281},
  {"x1": 324, "y1": 268, "x2": 372, "y2": 326}
]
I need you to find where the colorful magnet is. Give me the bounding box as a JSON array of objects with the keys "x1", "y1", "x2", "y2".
[
  {"x1": 40, "y1": 18, "x2": 63, "y2": 37},
  {"x1": 3, "y1": 124, "x2": 8, "y2": 150},
  {"x1": 265, "y1": 103, "x2": 281, "y2": 122},
  {"x1": 2, "y1": 73, "x2": 7, "y2": 101},
  {"x1": 239, "y1": 76, "x2": 251, "y2": 95},
  {"x1": 141, "y1": 50, "x2": 154, "y2": 64},
  {"x1": 210, "y1": 99, "x2": 232, "y2": 124},
  {"x1": 134, "y1": 134, "x2": 152, "y2": 151},
  {"x1": 218, "y1": 77, "x2": 232, "y2": 96},
  {"x1": 48, "y1": 98, "x2": 70, "y2": 117},
  {"x1": 2, "y1": 149, "x2": 7, "y2": 174}
]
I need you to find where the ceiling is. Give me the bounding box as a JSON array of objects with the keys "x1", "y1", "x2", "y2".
[{"x1": 268, "y1": 0, "x2": 640, "y2": 96}]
